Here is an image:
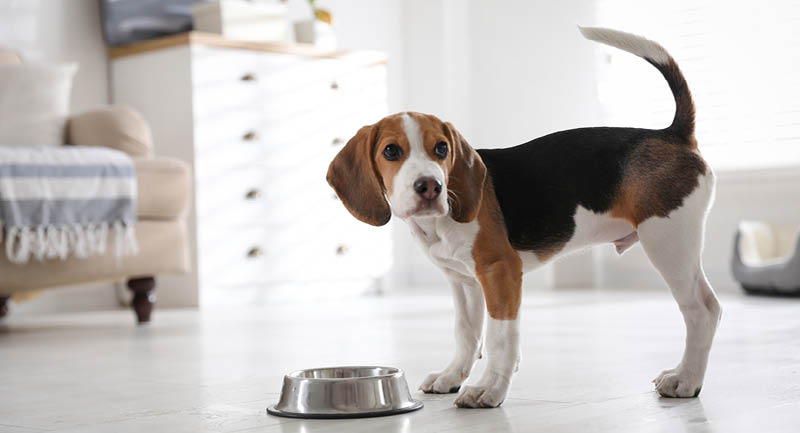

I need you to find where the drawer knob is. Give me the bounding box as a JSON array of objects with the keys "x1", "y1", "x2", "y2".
[
  {"x1": 243, "y1": 131, "x2": 258, "y2": 141},
  {"x1": 244, "y1": 189, "x2": 262, "y2": 200},
  {"x1": 331, "y1": 137, "x2": 344, "y2": 146},
  {"x1": 241, "y1": 72, "x2": 257, "y2": 82},
  {"x1": 335, "y1": 244, "x2": 349, "y2": 256},
  {"x1": 246, "y1": 247, "x2": 263, "y2": 258},
  {"x1": 330, "y1": 81, "x2": 339, "y2": 90}
]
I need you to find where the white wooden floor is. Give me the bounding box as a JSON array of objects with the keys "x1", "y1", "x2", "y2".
[{"x1": 1, "y1": 289, "x2": 799, "y2": 432}]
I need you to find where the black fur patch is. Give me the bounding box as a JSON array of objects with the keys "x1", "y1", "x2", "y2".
[{"x1": 476, "y1": 127, "x2": 691, "y2": 253}]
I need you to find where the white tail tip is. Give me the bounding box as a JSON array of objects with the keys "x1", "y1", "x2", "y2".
[{"x1": 578, "y1": 25, "x2": 670, "y2": 65}]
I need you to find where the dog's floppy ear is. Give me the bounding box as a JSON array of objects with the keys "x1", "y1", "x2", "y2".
[
  {"x1": 326, "y1": 125, "x2": 391, "y2": 226},
  {"x1": 445, "y1": 122, "x2": 486, "y2": 223}
]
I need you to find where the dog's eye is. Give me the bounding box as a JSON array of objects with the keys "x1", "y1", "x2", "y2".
[
  {"x1": 434, "y1": 141, "x2": 448, "y2": 159},
  {"x1": 382, "y1": 144, "x2": 402, "y2": 161}
]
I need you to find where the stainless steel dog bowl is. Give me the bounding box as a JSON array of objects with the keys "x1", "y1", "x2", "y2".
[{"x1": 267, "y1": 366, "x2": 423, "y2": 419}]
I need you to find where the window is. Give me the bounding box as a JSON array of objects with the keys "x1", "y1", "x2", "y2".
[{"x1": 594, "y1": 0, "x2": 800, "y2": 170}]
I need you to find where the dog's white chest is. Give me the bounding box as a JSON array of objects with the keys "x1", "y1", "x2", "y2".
[{"x1": 407, "y1": 217, "x2": 479, "y2": 277}]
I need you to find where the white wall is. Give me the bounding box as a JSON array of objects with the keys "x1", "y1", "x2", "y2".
[
  {"x1": 0, "y1": 0, "x2": 109, "y2": 112},
  {"x1": 391, "y1": 0, "x2": 603, "y2": 292},
  {"x1": 389, "y1": 0, "x2": 469, "y2": 292}
]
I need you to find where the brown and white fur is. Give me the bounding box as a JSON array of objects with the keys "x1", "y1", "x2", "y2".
[{"x1": 327, "y1": 27, "x2": 721, "y2": 408}]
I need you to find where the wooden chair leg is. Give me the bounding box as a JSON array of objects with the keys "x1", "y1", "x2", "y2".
[
  {"x1": 127, "y1": 277, "x2": 156, "y2": 324},
  {"x1": 0, "y1": 296, "x2": 9, "y2": 319}
]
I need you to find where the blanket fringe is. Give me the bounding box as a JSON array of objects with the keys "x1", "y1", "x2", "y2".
[{"x1": 2, "y1": 221, "x2": 138, "y2": 265}]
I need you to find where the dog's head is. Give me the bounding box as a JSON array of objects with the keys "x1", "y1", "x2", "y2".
[{"x1": 327, "y1": 112, "x2": 486, "y2": 226}]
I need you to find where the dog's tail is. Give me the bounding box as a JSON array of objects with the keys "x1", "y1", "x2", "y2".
[{"x1": 579, "y1": 26, "x2": 695, "y2": 142}]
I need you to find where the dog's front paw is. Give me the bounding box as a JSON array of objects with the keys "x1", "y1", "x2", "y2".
[
  {"x1": 454, "y1": 374, "x2": 510, "y2": 408},
  {"x1": 654, "y1": 367, "x2": 703, "y2": 398},
  {"x1": 419, "y1": 368, "x2": 468, "y2": 394}
]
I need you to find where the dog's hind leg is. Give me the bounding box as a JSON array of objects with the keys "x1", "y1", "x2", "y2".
[
  {"x1": 636, "y1": 174, "x2": 721, "y2": 398},
  {"x1": 420, "y1": 273, "x2": 486, "y2": 394}
]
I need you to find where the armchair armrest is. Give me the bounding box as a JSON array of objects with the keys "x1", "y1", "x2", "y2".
[{"x1": 68, "y1": 105, "x2": 154, "y2": 157}]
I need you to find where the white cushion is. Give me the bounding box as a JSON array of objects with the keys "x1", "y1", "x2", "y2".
[
  {"x1": 0, "y1": 63, "x2": 77, "y2": 146},
  {"x1": 738, "y1": 221, "x2": 800, "y2": 265}
]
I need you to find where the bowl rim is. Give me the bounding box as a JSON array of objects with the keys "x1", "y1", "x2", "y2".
[
  {"x1": 267, "y1": 400, "x2": 423, "y2": 419},
  {"x1": 285, "y1": 365, "x2": 402, "y2": 381}
]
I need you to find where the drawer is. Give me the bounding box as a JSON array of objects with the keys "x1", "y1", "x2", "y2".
[
  {"x1": 194, "y1": 101, "x2": 388, "y2": 178},
  {"x1": 192, "y1": 46, "x2": 318, "y2": 88},
  {"x1": 198, "y1": 182, "x2": 335, "y2": 230},
  {"x1": 198, "y1": 205, "x2": 343, "y2": 265},
  {"x1": 198, "y1": 226, "x2": 304, "y2": 287},
  {"x1": 192, "y1": 81, "x2": 383, "y2": 131},
  {"x1": 193, "y1": 77, "x2": 340, "y2": 123},
  {"x1": 193, "y1": 57, "x2": 343, "y2": 120},
  {"x1": 253, "y1": 57, "x2": 341, "y2": 94},
  {"x1": 191, "y1": 46, "x2": 265, "y2": 86},
  {"x1": 304, "y1": 227, "x2": 391, "y2": 281},
  {"x1": 196, "y1": 160, "x2": 332, "y2": 223},
  {"x1": 199, "y1": 221, "x2": 392, "y2": 288},
  {"x1": 192, "y1": 53, "x2": 387, "y2": 121},
  {"x1": 321, "y1": 237, "x2": 393, "y2": 280},
  {"x1": 194, "y1": 130, "x2": 335, "y2": 182},
  {"x1": 194, "y1": 107, "x2": 263, "y2": 151},
  {"x1": 192, "y1": 80, "x2": 262, "y2": 120},
  {"x1": 303, "y1": 221, "x2": 393, "y2": 281},
  {"x1": 197, "y1": 183, "x2": 381, "y2": 252},
  {"x1": 333, "y1": 64, "x2": 387, "y2": 98},
  {"x1": 195, "y1": 104, "x2": 337, "y2": 150},
  {"x1": 253, "y1": 56, "x2": 387, "y2": 100}
]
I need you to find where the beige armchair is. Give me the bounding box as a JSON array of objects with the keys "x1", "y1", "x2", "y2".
[{"x1": 0, "y1": 50, "x2": 191, "y2": 323}]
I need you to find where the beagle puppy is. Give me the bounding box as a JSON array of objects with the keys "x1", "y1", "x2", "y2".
[{"x1": 327, "y1": 27, "x2": 721, "y2": 407}]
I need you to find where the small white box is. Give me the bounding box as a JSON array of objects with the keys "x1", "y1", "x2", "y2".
[{"x1": 192, "y1": 1, "x2": 289, "y2": 42}]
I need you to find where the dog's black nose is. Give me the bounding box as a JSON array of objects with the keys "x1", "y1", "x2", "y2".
[{"x1": 413, "y1": 177, "x2": 442, "y2": 201}]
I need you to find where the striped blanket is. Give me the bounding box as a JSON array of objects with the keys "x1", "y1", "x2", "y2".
[{"x1": 0, "y1": 146, "x2": 137, "y2": 264}]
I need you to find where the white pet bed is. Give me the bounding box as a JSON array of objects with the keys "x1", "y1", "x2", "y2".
[{"x1": 732, "y1": 221, "x2": 800, "y2": 296}]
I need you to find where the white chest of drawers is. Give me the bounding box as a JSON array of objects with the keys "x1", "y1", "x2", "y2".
[{"x1": 110, "y1": 33, "x2": 392, "y2": 304}]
